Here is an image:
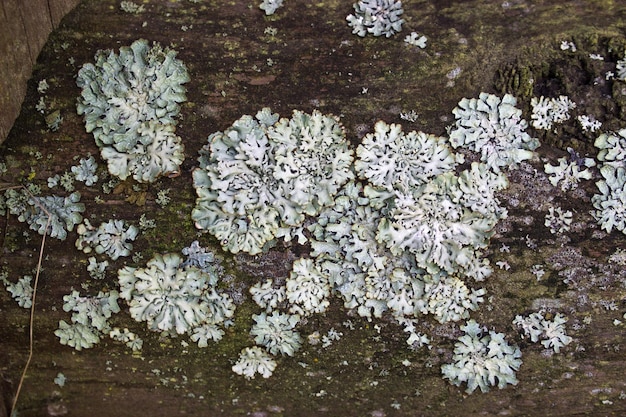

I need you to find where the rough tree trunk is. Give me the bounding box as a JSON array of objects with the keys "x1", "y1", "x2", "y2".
[{"x1": 0, "y1": 0, "x2": 80, "y2": 143}]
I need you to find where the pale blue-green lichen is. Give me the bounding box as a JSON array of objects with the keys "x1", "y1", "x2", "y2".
[
  {"x1": 55, "y1": 290, "x2": 121, "y2": 351},
  {"x1": 250, "y1": 279, "x2": 286, "y2": 312},
  {"x1": 232, "y1": 346, "x2": 277, "y2": 379},
  {"x1": 285, "y1": 258, "x2": 330, "y2": 316},
  {"x1": 592, "y1": 130, "x2": 626, "y2": 234},
  {"x1": 70, "y1": 156, "x2": 99, "y2": 186},
  {"x1": 513, "y1": 311, "x2": 572, "y2": 353},
  {"x1": 616, "y1": 54, "x2": 626, "y2": 80},
  {"x1": 259, "y1": 0, "x2": 283, "y2": 15},
  {"x1": 449, "y1": 93, "x2": 539, "y2": 171},
  {"x1": 86, "y1": 256, "x2": 109, "y2": 280},
  {"x1": 355, "y1": 121, "x2": 460, "y2": 194},
  {"x1": 404, "y1": 32, "x2": 427, "y2": 48},
  {"x1": 75, "y1": 219, "x2": 139, "y2": 260},
  {"x1": 377, "y1": 163, "x2": 508, "y2": 280},
  {"x1": 544, "y1": 149, "x2": 595, "y2": 192},
  {"x1": 99, "y1": 120, "x2": 185, "y2": 183},
  {"x1": 250, "y1": 311, "x2": 302, "y2": 356},
  {"x1": 120, "y1": 0, "x2": 145, "y2": 13},
  {"x1": 192, "y1": 108, "x2": 354, "y2": 255},
  {"x1": 441, "y1": 319, "x2": 522, "y2": 393},
  {"x1": 3, "y1": 189, "x2": 85, "y2": 241},
  {"x1": 346, "y1": 0, "x2": 404, "y2": 38},
  {"x1": 181, "y1": 240, "x2": 215, "y2": 271},
  {"x1": 109, "y1": 327, "x2": 144, "y2": 351},
  {"x1": 591, "y1": 166, "x2": 626, "y2": 233},
  {"x1": 306, "y1": 181, "x2": 486, "y2": 324},
  {"x1": 544, "y1": 206, "x2": 573, "y2": 234},
  {"x1": 1, "y1": 275, "x2": 33, "y2": 308},
  {"x1": 530, "y1": 95, "x2": 576, "y2": 130},
  {"x1": 76, "y1": 39, "x2": 189, "y2": 182},
  {"x1": 118, "y1": 253, "x2": 235, "y2": 343}
]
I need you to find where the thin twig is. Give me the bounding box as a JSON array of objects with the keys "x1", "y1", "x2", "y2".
[{"x1": 6, "y1": 187, "x2": 51, "y2": 415}]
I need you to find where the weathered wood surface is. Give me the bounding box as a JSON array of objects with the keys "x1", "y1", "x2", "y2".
[
  {"x1": 0, "y1": 0, "x2": 80, "y2": 143},
  {"x1": 1, "y1": 0, "x2": 626, "y2": 416}
]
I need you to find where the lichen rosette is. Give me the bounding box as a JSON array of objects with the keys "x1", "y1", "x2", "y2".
[
  {"x1": 192, "y1": 108, "x2": 354, "y2": 255},
  {"x1": 76, "y1": 39, "x2": 189, "y2": 182},
  {"x1": 449, "y1": 93, "x2": 539, "y2": 171},
  {"x1": 118, "y1": 253, "x2": 234, "y2": 336}
]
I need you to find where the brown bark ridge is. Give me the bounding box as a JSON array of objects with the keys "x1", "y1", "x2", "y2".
[{"x1": 0, "y1": 0, "x2": 80, "y2": 144}]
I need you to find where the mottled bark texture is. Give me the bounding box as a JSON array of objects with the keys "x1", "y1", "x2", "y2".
[{"x1": 0, "y1": 0, "x2": 80, "y2": 143}]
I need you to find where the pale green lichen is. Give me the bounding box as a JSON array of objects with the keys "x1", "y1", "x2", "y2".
[
  {"x1": 76, "y1": 39, "x2": 189, "y2": 182},
  {"x1": 449, "y1": 93, "x2": 539, "y2": 171},
  {"x1": 441, "y1": 320, "x2": 522, "y2": 393},
  {"x1": 530, "y1": 95, "x2": 576, "y2": 130},
  {"x1": 592, "y1": 130, "x2": 626, "y2": 234},
  {"x1": 259, "y1": 0, "x2": 283, "y2": 15},
  {"x1": 75, "y1": 219, "x2": 139, "y2": 260},
  {"x1": 346, "y1": 0, "x2": 404, "y2": 38},
  {"x1": 355, "y1": 121, "x2": 459, "y2": 194},
  {"x1": 192, "y1": 108, "x2": 354, "y2": 255},
  {"x1": 71, "y1": 156, "x2": 99, "y2": 186},
  {"x1": 1, "y1": 275, "x2": 34, "y2": 308},
  {"x1": 377, "y1": 163, "x2": 508, "y2": 279},
  {"x1": 232, "y1": 346, "x2": 277, "y2": 379},
  {"x1": 250, "y1": 311, "x2": 302, "y2": 356},
  {"x1": 118, "y1": 253, "x2": 235, "y2": 342},
  {"x1": 3, "y1": 189, "x2": 85, "y2": 241},
  {"x1": 544, "y1": 150, "x2": 595, "y2": 192},
  {"x1": 513, "y1": 311, "x2": 572, "y2": 353},
  {"x1": 55, "y1": 290, "x2": 121, "y2": 351}
]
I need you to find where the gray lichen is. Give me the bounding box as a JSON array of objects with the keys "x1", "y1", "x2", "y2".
[
  {"x1": 76, "y1": 39, "x2": 189, "y2": 183},
  {"x1": 191, "y1": 108, "x2": 354, "y2": 255}
]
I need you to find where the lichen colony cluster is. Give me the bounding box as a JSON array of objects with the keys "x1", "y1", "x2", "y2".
[
  {"x1": 13, "y1": 29, "x2": 626, "y2": 402},
  {"x1": 189, "y1": 93, "x2": 537, "y2": 387}
]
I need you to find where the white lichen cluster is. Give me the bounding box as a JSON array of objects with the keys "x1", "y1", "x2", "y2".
[
  {"x1": 250, "y1": 311, "x2": 302, "y2": 356},
  {"x1": 404, "y1": 32, "x2": 427, "y2": 48},
  {"x1": 76, "y1": 39, "x2": 189, "y2": 182},
  {"x1": 377, "y1": 162, "x2": 508, "y2": 279},
  {"x1": 109, "y1": 327, "x2": 144, "y2": 351},
  {"x1": 544, "y1": 206, "x2": 573, "y2": 234},
  {"x1": 70, "y1": 156, "x2": 99, "y2": 186},
  {"x1": 1, "y1": 274, "x2": 33, "y2": 308},
  {"x1": 259, "y1": 0, "x2": 283, "y2": 15},
  {"x1": 577, "y1": 114, "x2": 602, "y2": 132},
  {"x1": 441, "y1": 320, "x2": 522, "y2": 393},
  {"x1": 513, "y1": 311, "x2": 572, "y2": 353},
  {"x1": 616, "y1": 54, "x2": 626, "y2": 81},
  {"x1": 250, "y1": 279, "x2": 286, "y2": 312},
  {"x1": 55, "y1": 290, "x2": 121, "y2": 350},
  {"x1": 449, "y1": 93, "x2": 539, "y2": 171},
  {"x1": 236, "y1": 95, "x2": 532, "y2": 357},
  {"x1": 592, "y1": 129, "x2": 626, "y2": 234},
  {"x1": 307, "y1": 181, "x2": 489, "y2": 325},
  {"x1": 286, "y1": 258, "x2": 330, "y2": 316},
  {"x1": 118, "y1": 252, "x2": 235, "y2": 344},
  {"x1": 544, "y1": 148, "x2": 595, "y2": 192},
  {"x1": 120, "y1": 1, "x2": 145, "y2": 13},
  {"x1": 355, "y1": 121, "x2": 460, "y2": 193},
  {"x1": 530, "y1": 95, "x2": 576, "y2": 130},
  {"x1": 239, "y1": 285, "x2": 303, "y2": 378},
  {"x1": 346, "y1": 0, "x2": 404, "y2": 38},
  {"x1": 2, "y1": 188, "x2": 85, "y2": 241},
  {"x1": 75, "y1": 219, "x2": 139, "y2": 260},
  {"x1": 191, "y1": 108, "x2": 354, "y2": 255},
  {"x1": 232, "y1": 346, "x2": 277, "y2": 379}
]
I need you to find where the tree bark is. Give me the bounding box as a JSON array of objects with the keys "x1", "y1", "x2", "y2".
[{"x1": 0, "y1": 0, "x2": 80, "y2": 143}]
